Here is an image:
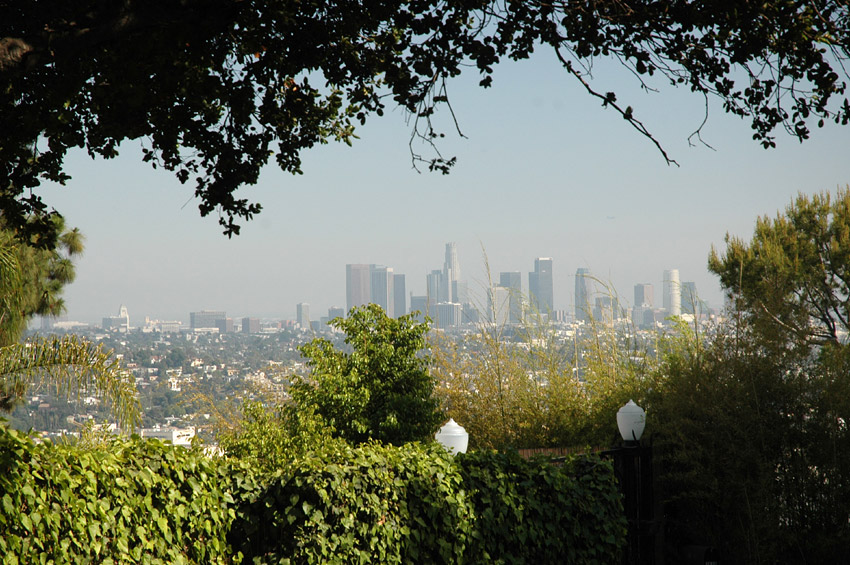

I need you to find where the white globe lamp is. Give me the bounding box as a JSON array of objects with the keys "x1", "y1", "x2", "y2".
[
  {"x1": 435, "y1": 418, "x2": 468, "y2": 455},
  {"x1": 617, "y1": 400, "x2": 646, "y2": 445}
]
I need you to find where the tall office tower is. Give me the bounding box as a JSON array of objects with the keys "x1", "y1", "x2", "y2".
[
  {"x1": 634, "y1": 283, "x2": 654, "y2": 308},
  {"x1": 370, "y1": 265, "x2": 394, "y2": 317},
  {"x1": 346, "y1": 264, "x2": 372, "y2": 311},
  {"x1": 328, "y1": 306, "x2": 346, "y2": 320},
  {"x1": 409, "y1": 295, "x2": 427, "y2": 322},
  {"x1": 593, "y1": 297, "x2": 615, "y2": 326},
  {"x1": 426, "y1": 269, "x2": 445, "y2": 306},
  {"x1": 500, "y1": 271, "x2": 523, "y2": 324},
  {"x1": 242, "y1": 317, "x2": 260, "y2": 334},
  {"x1": 118, "y1": 305, "x2": 130, "y2": 330},
  {"x1": 488, "y1": 285, "x2": 511, "y2": 326},
  {"x1": 663, "y1": 269, "x2": 681, "y2": 317},
  {"x1": 296, "y1": 303, "x2": 310, "y2": 328},
  {"x1": 453, "y1": 280, "x2": 470, "y2": 305},
  {"x1": 444, "y1": 242, "x2": 461, "y2": 283},
  {"x1": 393, "y1": 274, "x2": 406, "y2": 318},
  {"x1": 528, "y1": 258, "x2": 554, "y2": 314},
  {"x1": 190, "y1": 310, "x2": 226, "y2": 330},
  {"x1": 216, "y1": 318, "x2": 234, "y2": 333},
  {"x1": 436, "y1": 302, "x2": 463, "y2": 329},
  {"x1": 575, "y1": 268, "x2": 591, "y2": 322},
  {"x1": 681, "y1": 281, "x2": 699, "y2": 315}
]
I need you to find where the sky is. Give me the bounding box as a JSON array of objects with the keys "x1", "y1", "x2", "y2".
[{"x1": 37, "y1": 50, "x2": 850, "y2": 325}]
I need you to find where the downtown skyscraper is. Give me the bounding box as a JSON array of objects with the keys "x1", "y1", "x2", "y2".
[
  {"x1": 663, "y1": 269, "x2": 681, "y2": 317},
  {"x1": 528, "y1": 257, "x2": 553, "y2": 315},
  {"x1": 370, "y1": 265, "x2": 394, "y2": 317},
  {"x1": 575, "y1": 268, "x2": 591, "y2": 323},
  {"x1": 499, "y1": 271, "x2": 522, "y2": 324},
  {"x1": 346, "y1": 264, "x2": 372, "y2": 311},
  {"x1": 346, "y1": 263, "x2": 405, "y2": 318}
]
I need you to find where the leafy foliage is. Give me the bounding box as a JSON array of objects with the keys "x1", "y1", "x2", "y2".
[
  {"x1": 230, "y1": 442, "x2": 625, "y2": 564},
  {"x1": 216, "y1": 399, "x2": 342, "y2": 475},
  {"x1": 459, "y1": 450, "x2": 626, "y2": 564},
  {"x1": 649, "y1": 323, "x2": 850, "y2": 563},
  {"x1": 231, "y1": 441, "x2": 473, "y2": 564},
  {"x1": 0, "y1": 215, "x2": 84, "y2": 343},
  {"x1": 433, "y1": 304, "x2": 655, "y2": 450},
  {"x1": 0, "y1": 426, "x2": 626, "y2": 564},
  {"x1": 709, "y1": 187, "x2": 850, "y2": 346},
  {"x1": 2, "y1": 1, "x2": 849, "y2": 241},
  {"x1": 292, "y1": 304, "x2": 442, "y2": 445},
  {"x1": 0, "y1": 426, "x2": 251, "y2": 564},
  {"x1": 0, "y1": 234, "x2": 139, "y2": 429},
  {"x1": 0, "y1": 335, "x2": 140, "y2": 429}
]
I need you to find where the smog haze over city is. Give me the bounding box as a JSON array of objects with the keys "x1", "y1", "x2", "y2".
[{"x1": 38, "y1": 53, "x2": 849, "y2": 326}]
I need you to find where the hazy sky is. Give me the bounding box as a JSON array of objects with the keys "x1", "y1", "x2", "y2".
[{"x1": 39, "y1": 51, "x2": 850, "y2": 324}]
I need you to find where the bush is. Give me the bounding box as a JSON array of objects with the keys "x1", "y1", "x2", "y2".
[
  {"x1": 458, "y1": 450, "x2": 626, "y2": 564},
  {"x1": 229, "y1": 442, "x2": 473, "y2": 564},
  {"x1": 0, "y1": 425, "x2": 254, "y2": 564},
  {"x1": 230, "y1": 443, "x2": 625, "y2": 564},
  {"x1": 0, "y1": 425, "x2": 625, "y2": 564}
]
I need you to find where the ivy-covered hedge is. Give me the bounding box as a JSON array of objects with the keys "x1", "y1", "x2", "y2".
[
  {"x1": 0, "y1": 426, "x2": 258, "y2": 564},
  {"x1": 232, "y1": 444, "x2": 625, "y2": 564},
  {"x1": 0, "y1": 426, "x2": 625, "y2": 564},
  {"x1": 459, "y1": 450, "x2": 626, "y2": 564}
]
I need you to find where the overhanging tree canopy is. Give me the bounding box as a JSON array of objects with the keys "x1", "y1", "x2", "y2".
[
  {"x1": 709, "y1": 187, "x2": 850, "y2": 346},
  {"x1": 2, "y1": 0, "x2": 849, "y2": 244}
]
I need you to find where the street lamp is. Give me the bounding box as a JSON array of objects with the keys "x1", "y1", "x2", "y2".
[
  {"x1": 435, "y1": 418, "x2": 468, "y2": 455},
  {"x1": 617, "y1": 400, "x2": 645, "y2": 445}
]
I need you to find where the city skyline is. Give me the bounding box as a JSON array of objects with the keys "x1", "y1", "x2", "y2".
[
  {"x1": 59, "y1": 247, "x2": 706, "y2": 327},
  {"x1": 33, "y1": 52, "x2": 849, "y2": 325}
]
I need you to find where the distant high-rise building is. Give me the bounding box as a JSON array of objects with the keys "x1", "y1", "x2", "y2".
[
  {"x1": 190, "y1": 310, "x2": 225, "y2": 330},
  {"x1": 102, "y1": 304, "x2": 130, "y2": 331},
  {"x1": 488, "y1": 285, "x2": 511, "y2": 327},
  {"x1": 346, "y1": 264, "x2": 372, "y2": 311},
  {"x1": 499, "y1": 271, "x2": 522, "y2": 324},
  {"x1": 216, "y1": 317, "x2": 234, "y2": 333},
  {"x1": 632, "y1": 306, "x2": 656, "y2": 329},
  {"x1": 435, "y1": 302, "x2": 462, "y2": 329},
  {"x1": 409, "y1": 295, "x2": 427, "y2": 323},
  {"x1": 593, "y1": 297, "x2": 616, "y2": 326},
  {"x1": 242, "y1": 317, "x2": 260, "y2": 334},
  {"x1": 663, "y1": 269, "x2": 681, "y2": 317},
  {"x1": 327, "y1": 307, "x2": 346, "y2": 320},
  {"x1": 393, "y1": 274, "x2": 406, "y2": 318},
  {"x1": 453, "y1": 280, "x2": 470, "y2": 305},
  {"x1": 462, "y1": 303, "x2": 480, "y2": 324},
  {"x1": 529, "y1": 257, "x2": 554, "y2": 314},
  {"x1": 296, "y1": 303, "x2": 310, "y2": 328},
  {"x1": 634, "y1": 283, "x2": 654, "y2": 308},
  {"x1": 444, "y1": 242, "x2": 461, "y2": 283},
  {"x1": 681, "y1": 281, "x2": 699, "y2": 315},
  {"x1": 426, "y1": 269, "x2": 447, "y2": 307},
  {"x1": 575, "y1": 268, "x2": 591, "y2": 322},
  {"x1": 370, "y1": 265, "x2": 394, "y2": 316}
]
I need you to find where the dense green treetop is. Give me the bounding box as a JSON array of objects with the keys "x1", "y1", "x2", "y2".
[
  {"x1": 709, "y1": 187, "x2": 850, "y2": 346},
  {"x1": 292, "y1": 304, "x2": 442, "y2": 445},
  {"x1": 1, "y1": 0, "x2": 849, "y2": 244}
]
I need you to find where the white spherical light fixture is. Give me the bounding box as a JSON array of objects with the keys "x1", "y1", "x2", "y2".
[
  {"x1": 435, "y1": 418, "x2": 468, "y2": 455},
  {"x1": 617, "y1": 400, "x2": 646, "y2": 444}
]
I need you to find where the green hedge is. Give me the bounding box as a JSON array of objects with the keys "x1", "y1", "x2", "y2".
[
  {"x1": 459, "y1": 450, "x2": 626, "y2": 564},
  {"x1": 0, "y1": 426, "x2": 625, "y2": 564},
  {"x1": 232, "y1": 444, "x2": 625, "y2": 564},
  {"x1": 0, "y1": 426, "x2": 256, "y2": 564}
]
